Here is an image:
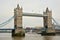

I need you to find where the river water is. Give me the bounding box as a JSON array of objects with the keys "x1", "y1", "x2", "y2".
[{"x1": 0, "y1": 33, "x2": 60, "y2": 40}]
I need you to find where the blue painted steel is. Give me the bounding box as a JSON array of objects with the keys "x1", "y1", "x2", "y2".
[
  {"x1": 0, "y1": 16, "x2": 14, "y2": 27},
  {"x1": 0, "y1": 27, "x2": 15, "y2": 30}
]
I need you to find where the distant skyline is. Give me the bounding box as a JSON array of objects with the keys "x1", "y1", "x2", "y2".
[{"x1": 0, "y1": 0, "x2": 60, "y2": 28}]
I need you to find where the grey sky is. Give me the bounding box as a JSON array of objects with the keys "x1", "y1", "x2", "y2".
[{"x1": 0, "y1": 0, "x2": 60, "y2": 28}]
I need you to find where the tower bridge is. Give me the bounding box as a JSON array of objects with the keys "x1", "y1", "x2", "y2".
[
  {"x1": 0, "y1": 4, "x2": 57, "y2": 36},
  {"x1": 12, "y1": 4, "x2": 55, "y2": 36}
]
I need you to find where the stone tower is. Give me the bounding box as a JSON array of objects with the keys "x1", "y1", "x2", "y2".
[
  {"x1": 43, "y1": 7, "x2": 52, "y2": 28},
  {"x1": 43, "y1": 8, "x2": 55, "y2": 33},
  {"x1": 14, "y1": 4, "x2": 22, "y2": 29},
  {"x1": 12, "y1": 4, "x2": 25, "y2": 36}
]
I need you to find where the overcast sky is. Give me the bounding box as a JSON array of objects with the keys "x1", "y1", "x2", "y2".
[{"x1": 0, "y1": 0, "x2": 60, "y2": 28}]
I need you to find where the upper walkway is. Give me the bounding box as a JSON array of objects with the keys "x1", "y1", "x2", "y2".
[{"x1": 23, "y1": 13, "x2": 47, "y2": 17}]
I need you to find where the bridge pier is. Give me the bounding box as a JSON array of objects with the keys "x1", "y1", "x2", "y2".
[{"x1": 12, "y1": 27, "x2": 25, "y2": 37}]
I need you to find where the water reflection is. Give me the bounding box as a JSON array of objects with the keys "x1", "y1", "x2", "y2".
[
  {"x1": 0, "y1": 33, "x2": 60, "y2": 40},
  {"x1": 12, "y1": 36, "x2": 53, "y2": 40},
  {"x1": 43, "y1": 36, "x2": 52, "y2": 40},
  {"x1": 12, "y1": 37, "x2": 25, "y2": 40}
]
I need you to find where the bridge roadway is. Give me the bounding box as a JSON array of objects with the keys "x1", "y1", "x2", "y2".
[
  {"x1": 23, "y1": 13, "x2": 47, "y2": 17},
  {"x1": 0, "y1": 29, "x2": 14, "y2": 30},
  {"x1": 0, "y1": 29, "x2": 14, "y2": 33}
]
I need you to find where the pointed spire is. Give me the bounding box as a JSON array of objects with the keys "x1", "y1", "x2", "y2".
[
  {"x1": 17, "y1": 4, "x2": 20, "y2": 9},
  {"x1": 46, "y1": 7, "x2": 49, "y2": 12}
]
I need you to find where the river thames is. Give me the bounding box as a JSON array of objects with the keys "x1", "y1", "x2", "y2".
[{"x1": 0, "y1": 33, "x2": 60, "y2": 40}]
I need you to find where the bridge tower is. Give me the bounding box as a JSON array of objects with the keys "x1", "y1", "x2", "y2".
[
  {"x1": 12, "y1": 4, "x2": 25, "y2": 36},
  {"x1": 43, "y1": 7, "x2": 52, "y2": 28},
  {"x1": 43, "y1": 8, "x2": 55, "y2": 33}
]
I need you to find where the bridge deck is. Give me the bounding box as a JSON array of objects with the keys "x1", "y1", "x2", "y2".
[{"x1": 0, "y1": 29, "x2": 14, "y2": 30}]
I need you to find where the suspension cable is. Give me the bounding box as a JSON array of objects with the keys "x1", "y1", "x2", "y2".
[{"x1": 0, "y1": 16, "x2": 14, "y2": 27}]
